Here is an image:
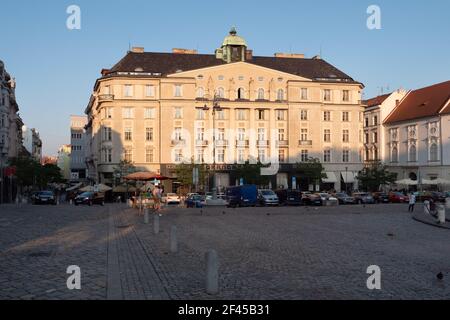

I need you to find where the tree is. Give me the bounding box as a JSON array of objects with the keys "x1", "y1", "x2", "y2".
[
  {"x1": 38, "y1": 163, "x2": 64, "y2": 188},
  {"x1": 294, "y1": 158, "x2": 326, "y2": 188},
  {"x1": 357, "y1": 161, "x2": 397, "y2": 192},
  {"x1": 234, "y1": 161, "x2": 272, "y2": 186},
  {"x1": 113, "y1": 160, "x2": 136, "y2": 186},
  {"x1": 9, "y1": 157, "x2": 63, "y2": 190},
  {"x1": 174, "y1": 159, "x2": 207, "y2": 193}
]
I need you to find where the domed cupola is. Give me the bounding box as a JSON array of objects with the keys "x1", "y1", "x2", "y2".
[{"x1": 216, "y1": 27, "x2": 248, "y2": 63}]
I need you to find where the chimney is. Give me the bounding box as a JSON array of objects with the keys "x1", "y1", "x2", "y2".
[
  {"x1": 245, "y1": 49, "x2": 253, "y2": 60},
  {"x1": 131, "y1": 47, "x2": 145, "y2": 53},
  {"x1": 274, "y1": 53, "x2": 305, "y2": 59},
  {"x1": 172, "y1": 48, "x2": 198, "y2": 55},
  {"x1": 312, "y1": 55, "x2": 321, "y2": 60},
  {"x1": 101, "y1": 69, "x2": 110, "y2": 76}
]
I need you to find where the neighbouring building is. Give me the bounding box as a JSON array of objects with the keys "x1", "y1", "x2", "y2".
[
  {"x1": 57, "y1": 145, "x2": 71, "y2": 180},
  {"x1": 85, "y1": 28, "x2": 365, "y2": 192},
  {"x1": 383, "y1": 80, "x2": 450, "y2": 186},
  {"x1": 363, "y1": 89, "x2": 408, "y2": 163},
  {"x1": 22, "y1": 125, "x2": 42, "y2": 161},
  {"x1": 70, "y1": 115, "x2": 88, "y2": 182}
]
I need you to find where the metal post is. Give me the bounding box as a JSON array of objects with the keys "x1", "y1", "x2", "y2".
[
  {"x1": 0, "y1": 156, "x2": 3, "y2": 204},
  {"x1": 205, "y1": 249, "x2": 219, "y2": 294}
]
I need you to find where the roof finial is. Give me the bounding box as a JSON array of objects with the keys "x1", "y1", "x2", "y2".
[{"x1": 230, "y1": 26, "x2": 237, "y2": 35}]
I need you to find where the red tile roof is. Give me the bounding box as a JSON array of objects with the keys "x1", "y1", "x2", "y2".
[
  {"x1": 363, "y1": 93, "x2": 391, "y2": 108},
  {"x1": 384, "y1": 81, "x2": 450, "y2": 124}
]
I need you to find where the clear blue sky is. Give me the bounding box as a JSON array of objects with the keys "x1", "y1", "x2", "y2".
[{"x1": 1, "y1": 0, "x2": 449, "y2": 156}]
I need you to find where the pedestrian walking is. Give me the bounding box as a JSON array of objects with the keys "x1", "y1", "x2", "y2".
[{"x1": 408, "y1": 193, "x2": 416, "y2": 212}]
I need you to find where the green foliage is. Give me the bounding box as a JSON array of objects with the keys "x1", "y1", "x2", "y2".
[
  {"x1": 294, "y1": 158, "x2": 326, "y2": 185},
  {"x1": 234, "y1": 161, "x2": 271, "y2": 186},
  {"x1": 113, "y1": 160, "x2": 136, "y2": 185},
  {"x1": 175, "y1": 160, "x2": 207, "y2": 187},
  {"x1": 9, "y1": 157, "x2": 63, "y2": 189},
  {"x1": 357, "y1": 161, "x2": 397, "y2": 192}
]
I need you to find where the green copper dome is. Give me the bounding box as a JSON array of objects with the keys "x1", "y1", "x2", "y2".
[{"x1": 222, "y1": 27, "x2": 247, "y2": 47}]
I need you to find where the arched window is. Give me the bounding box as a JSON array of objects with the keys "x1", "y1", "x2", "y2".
[
  {"x1": 196, "y1": 87, "x2": 204, "y2": 98},
  {"x1": 409, "y1": 145, "x2": 417, "y2": 162},
  {"x1": 277, "y1": 89, "x2": 284, "y2": 101},
  {"x1": 216, "y1": 87, "x2": 225, "y2": 98},
  {"x1": 257, "y1": 88, "x2": 265, "y2": 100},
  {"x1": 237, "y1": 88, "x2": 245, "y2": 99},
  {"x1": 391, "y1": 147, "x2": 398, "y2": 163},
  {"x1": 430, "y1": 143, "x2": 438, "y2": 162}
]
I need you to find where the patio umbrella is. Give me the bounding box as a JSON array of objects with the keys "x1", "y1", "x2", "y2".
[
  {"x1": 124, "y1": 171, "x2": 169, "y2": 181},
  {"x1": 395, "y1": 179, "x2": 418, "y2": 186},
  {"x1": 80, "y1": 184, "x2": 112, "y2": 192}
]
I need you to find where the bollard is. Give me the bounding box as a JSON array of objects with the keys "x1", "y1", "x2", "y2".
[
  {"x1": 437, "y1": 205, "x2": 446, "y2": 224},
  {"x1": 205, "y1": 250, "x2": 219, "y2": 295},
  {"x1": 446, "y1": 198, "x2": 450, "y2": 210},
  {"x1": 153, "y1": 214, "x2": 160, "y2": 234},
  {"x1": 424, "y1": 200, "x2": 431, "y2": 215},
  {"x1": 144, "y1": 209, "x2": 149, "y2": 224},
  {"x1": 170, "y1": 226, "x2": 178, "y2": 253}
]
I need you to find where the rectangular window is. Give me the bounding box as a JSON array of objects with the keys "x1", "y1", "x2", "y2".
[
  {"x1": 324, "y1": 89, "x2": 331, "y2": 101},
  {"x1": 216, "y1": 110, "x2": 225, "y2": 120},
  {"x1": 300, "y1": 110, "x2": 308, "y2": 121},
  {"x1": 146, "y1": 148, "x2": 154, "y2": 163},
  {"x1": 257, "y1": 110, "x2": 265, "y2": 121},
  {"x1": 174, "y1": 127, "x2": 182, "y2": 141},
  {"x1": 258, "y1": 128, "x2": 265, "y2": 141},
  {"x1": 324, "y1": 129, "x2": 331, "y2": 142},
  {"x1": 238, "y1": 149, "x2": 245, "y2": 164},
  {"x1": 323, "y1": 149, "x2": 331, "y2": 163},
  {"x1": 145, "y1": 85, "x2": 155, "y2": 97},
  {"x1": 124, "y1": 85, "x2": 133, "y2": 97},
  {"x1": 124, "y1": 149, "x2": 132, "y2": 162},
  {"x1": 175, "y1": 150, "x2": 183, "y2": 162},
  {"x1": 301, "y1": 129, "x2": 308, "y2": 141},
  {"x1": 278, "y1": 129, "x2": 285, "y2": 141},
  {"x1": 301, "y1": 88, "x2": 308, "y2": 100},
  {"x1": 196, "y1": 128, "x2": 205, "y2": 141},
  {"x1": 365, "y1": 132, "x2": 370, "y2": 144},
  {"x1": 196, "y1": 149, "x2": 204, "y2": 163},
  {"x1": 276, "y1": 110, "x2": 286, "y2": 121},
  {"x1": 343, "y1": 150, "x2": 350, "y2": 163},
  {"x1": 278, "y1": 149, "x2": 286, "y2": 163},
  {"x1": 104, "y1": 127, "x2": 112, "y2": 141},
  {"x1": 237, "y1": 128, "x2": 245, "y2": 141},
  {"x1": 106, "y1": 107, "x2": 113, "y2": 119},
  {"x1": 218, "y1": 128, "x2": 225, "y2": 141},
  {"x1": 373, "y1": 131, "x2": 378, "y2": 143},
  {"x1": 122, "y1": 107, "x2": 134, "y2": 119},
  {"x1": 124, "y1": 128, "x2": 132, "y2": 141},
  {"x1": 174, "y1": 85, "x2": 182, "y2": 97},
  {"x1": 343, "y1": 130, "x2": 349, "y2": 143},
  {"x1": 301, "y1": 150, "x2": 309, "y2": 162},
  {"x1": 196, "y1": 109, "x2": 205, "y2": 120},
  {"x1": 373, "y1": 116, "x2": 378, "y2": 126},
  {"x1": 174, "y1": 107, "x2": 183, "y2": 119},
  {"x1": 342, "y1": 112, "x2": 349, "y2": 122},
  {"x1": 258, "y1": 149, "x2": 266, "y2": 163},
  {"x1": 146, "y1": 128, "x2": 153, "y2": 141},
  {"x1": 342, "y1": 90, "x2": 350, "y2": 102},
  {"x1": 365, "y1": 117, "x2": 369, "y2": 127},
  {"x1": 236, "y1": 109, "x2": 247, "y2": 120},
  {"x1": 104, "y1": 149, "x2": 112, "y2": 163},
  {"x1": 144, "y1": 108, "x2": 155, "y2": 119},
  {"x1": 323, "y1": 111, "x2": 331, "y2": 121},
  {"x1": 217, "y1": 149, "x2": 225, "y2": 163}
]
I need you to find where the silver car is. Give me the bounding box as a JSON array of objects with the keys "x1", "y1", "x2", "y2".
[{"x1": 258, "y1": 190, "x2": 279, "y2": 206}]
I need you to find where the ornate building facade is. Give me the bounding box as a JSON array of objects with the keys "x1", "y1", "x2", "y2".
[{"x1": 85, "y1": 29, "x2": 365, "y2": 192}]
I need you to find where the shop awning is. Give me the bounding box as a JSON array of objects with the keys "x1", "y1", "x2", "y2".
[
  {"x1": 322, "y1": 172, "x2": 338, "y2": 183},
  {"x1": 66, "y1": 183, "x2": 82, "y2": 191},
  {"x1": 341, "y1": 171, "x2": 356, "y2": 184}
]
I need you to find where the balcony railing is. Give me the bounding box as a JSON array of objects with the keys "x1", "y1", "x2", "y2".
[
  {"x1": 276, "y1": 140, "x2": 289, "y2": 147},
  {"x1": 298, "y1": 140, "x2": 313, "y2": 146},
  {"x1": 98, "y1": 94, "x2": 115, "y2": 102},
  {"x1": 215, "y1": 140, "x2": 229, "y2": 147},
  {"x1": 257, "y1": 140, "x2": 269, "y2": 147},
  {"x1": 236, "y1": 140, "x2": 249, "y2": 147},
  {"x1": 195, "y1": 140, "x2": 209, "y2": 147},
  {"x1": 171, "y1": 139, "x2": 186, "y2": 146}
]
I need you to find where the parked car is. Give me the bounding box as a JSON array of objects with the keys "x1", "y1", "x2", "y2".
[
  {"x1": 32, "y1": 191, "x2": 57, "y2": 205},
  {"x1": 413, "y1": 191, "x2": 446, "y2": 203},
  {"x1": 258, "y1": 189, "x2": 279, "y2": 206},
  {"x1": 388, "y1": 192, "x2": 409, "y2": 203},
  {"x1": 185, "y1": 194, "x2": 205, "y2": 208},
  {"x1": 334, "y1": 192, "x2": 356, "y2": 205},
  {"x1": 352, "y1": 192, "x2": 375, "y2": 204},
  {"x1": 74, "y1": 192, "x2": 105, "y2": 206},
  {"x1": 164, "y1": 193, "x2": 181, "y2": 205},
  {"x1": 275, "y1": 189, "x2": 302, "y2": 206},
  {"x1": 372, "y1": 192, "x2": 390, "y2": 203},
  {"x1": 226, "y1": 185, "x2": 258, "y2": 208},
  {"x1": 301, "y1": 193, "x2": 322, "y2": 206}
]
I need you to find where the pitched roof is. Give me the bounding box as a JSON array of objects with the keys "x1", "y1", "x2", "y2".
[
  {"x1": 384, "y1": 81, "x2": 450, "y2": 124},
  {"x1": 106, "y1": 52, "x2": 359, "y2": 83},
  {"x1": 363, "y1": 93, "x2": 391, "y2": 108}
]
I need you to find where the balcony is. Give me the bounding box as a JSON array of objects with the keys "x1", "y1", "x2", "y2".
[
  {"x1": 236, "y1": 140, "x2": 249, "y2": 147},
  {"x1": 171, "y1": 139, "x2": 186, "y2": 146},
  {"x1": 257, "y1": 140, "x2": 269, "y2": 147},
  {"x1": 98, "y1": 94, "x2": 115, "y2": 102},
  {"x1": 195, "y1": 140, "x2": 209, "y2": 147},
  {"x1": 215, "y1": 140, "x2": 229, "y2": 147},
  {"x1": 276, "y1": 140, "x2": 289, "y2": 148},
  {"x1": 298, "y1": 140, "x2": 313, "y2": 146}
]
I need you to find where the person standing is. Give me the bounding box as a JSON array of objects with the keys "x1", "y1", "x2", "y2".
[{"x1": 408, "y1": 193, "x2": 416, "y2": 212}]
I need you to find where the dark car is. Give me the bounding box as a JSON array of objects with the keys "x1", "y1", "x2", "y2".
[
  {"x1": 372, "y1": 192, "x2": 390, "y2": 203},
  {"x1": 74, "y1": 192, "x2": 105, "y2": 206},
  {"x1": 352, "y1": 192, "x2": 376, "y2": 204},
  {"x1": 185, "y1": 194, "x2": 205, "y2": 208},
  {"x1": 226, "y1": 185, "x2": 258, "y2": 208},
  {"x1": 334, "y1": 192, "x2": 356, "y2": 205},
  {"x1": 388, "y1": 192, "x2": 409, "y2": 203},
  {"x1": 32, "y1": 191, "x2": 56, "y2": 205},
  {"x1": 414, "y1": 191, "x2": 446, "y2": 203},
  {"x1": 275, "y1": 189, "x2": 302, "y2": 206},
  {"x1": 301, "y1": 193, "x2": 322, "y2": 206}
]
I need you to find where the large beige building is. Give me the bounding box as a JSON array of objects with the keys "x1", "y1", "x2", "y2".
[{"x1": 85, "y1": 28, "x2": 365, "y2": 192}]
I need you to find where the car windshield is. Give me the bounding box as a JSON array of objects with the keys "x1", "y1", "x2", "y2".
[
  {"x1": 261, "y1": 191, "x2": 275, "y2": 196},
  {"x1": 336, "y1": 193, "x2": 348, "y2": 197},
  {"x1": 80, "y1": 192, "x2": 92, "y2": 197},
  {"x1": 39, "y1": 191, "x2": 53, "y2": 196}
]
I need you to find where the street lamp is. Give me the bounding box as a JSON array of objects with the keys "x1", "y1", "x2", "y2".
[{"x1": 203, "y1": 94, "x2": 223, "y2": 201}]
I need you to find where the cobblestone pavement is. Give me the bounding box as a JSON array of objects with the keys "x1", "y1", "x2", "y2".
[{"x1": 1, "y1": 202, "x2": 450, "y2": 300}]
